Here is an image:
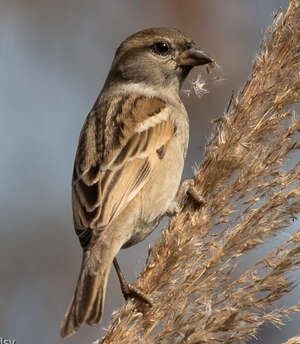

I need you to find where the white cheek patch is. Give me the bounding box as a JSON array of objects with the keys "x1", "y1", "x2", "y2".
[{"x1": 135, "y1": 111, "x2": 169, "y2": 133}]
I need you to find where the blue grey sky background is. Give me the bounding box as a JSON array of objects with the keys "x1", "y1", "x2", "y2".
[{"x1": 1, "y1": 1, "x2": 299, "y2": 344}]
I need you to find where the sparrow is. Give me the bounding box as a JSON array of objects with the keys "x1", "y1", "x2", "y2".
[{"x1": 60, "y1": 27, "x2": 212, "y2": 338}]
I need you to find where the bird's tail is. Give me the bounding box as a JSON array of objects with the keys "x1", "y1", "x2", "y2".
[{"x1": 60, "y1": 242, "x2": 112, "y2": 338}]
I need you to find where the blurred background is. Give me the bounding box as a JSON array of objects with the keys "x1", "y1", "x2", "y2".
[{"x1": 1, "y1": 1, "x2": 299, "y2": 343}]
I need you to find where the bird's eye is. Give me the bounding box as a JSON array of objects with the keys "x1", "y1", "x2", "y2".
[{"x1": 152, "y1": 41, "x2": 171, "y2": 56}]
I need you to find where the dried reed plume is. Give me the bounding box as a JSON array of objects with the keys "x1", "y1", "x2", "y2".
[
  {"x1": 284, "y1": 337, "x2": 300, "y2": 344},
  {"x1": 99, "y1": 1, "x2": 300, "y2": 343}
]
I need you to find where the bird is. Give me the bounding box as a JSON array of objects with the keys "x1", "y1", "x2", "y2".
[{"x1": 60, "y1": 27, "x2": 212, "y2": 338}]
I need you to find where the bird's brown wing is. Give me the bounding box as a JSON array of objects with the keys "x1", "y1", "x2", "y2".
[{"x1": 72, "y1": 93, "x2": 176, "y2": 244}]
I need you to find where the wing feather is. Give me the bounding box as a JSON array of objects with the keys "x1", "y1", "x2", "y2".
[{"x1": 72, "y1": 93, "x2": 175, "y2": 242}]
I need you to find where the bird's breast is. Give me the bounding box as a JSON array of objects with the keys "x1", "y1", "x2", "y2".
[{"x1": 122, "y1": 106, "x2": 189, "y2": 248}]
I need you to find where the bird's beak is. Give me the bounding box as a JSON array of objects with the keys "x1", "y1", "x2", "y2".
[{"x1": 176, "y1": 48, "x2": 213, "y2": 67}]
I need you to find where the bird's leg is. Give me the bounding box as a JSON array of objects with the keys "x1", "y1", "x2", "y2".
[
  {"x1": 113, "y1": 258, "x2": 152, "y2": 306},
  {"x1": 166, "y1": 178, "x2": 205, "y2": 216}
]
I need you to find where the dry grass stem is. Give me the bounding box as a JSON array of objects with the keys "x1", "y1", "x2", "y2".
[{"x1": 100, "y1": 1, "x2": 300, "y2": 343}]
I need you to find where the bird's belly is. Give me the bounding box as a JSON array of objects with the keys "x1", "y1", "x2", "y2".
[{"x1": 122, "y1": 136, "x2": 186, "y2": 248}]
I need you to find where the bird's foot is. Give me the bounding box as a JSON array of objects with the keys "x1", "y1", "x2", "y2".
[
  {"x1": 120, "y1": 282, "x2": 153, "y2": 306},
  {"x1": 177, "y1": 178, "x2": 205, "y2": 205},
  {"x1": 113, "y1": 258, "x2": 152, "y2": 306},
  {"x1": 187, "y1": 182, "x2": 205, "y2": 205},
  {"x1": 167, "y1": 179, "x2": 204, "y2": 218}
]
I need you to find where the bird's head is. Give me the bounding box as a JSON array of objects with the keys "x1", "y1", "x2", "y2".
[{"x1": 106, "y1": 27, "x2": 212, "y2": 92}]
